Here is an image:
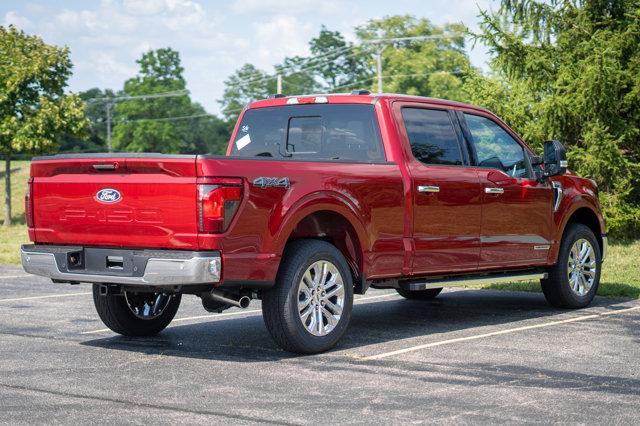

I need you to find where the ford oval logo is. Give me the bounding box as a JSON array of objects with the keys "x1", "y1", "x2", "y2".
[{"x1": 96, "y1": 188, "x2": 121, "y2": 204}]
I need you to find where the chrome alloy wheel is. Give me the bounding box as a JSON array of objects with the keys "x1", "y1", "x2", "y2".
[
  {"x1": 124, "y1": 291, "x2": 174, "y2": 320},
  {"x1": 567, "y1": 238, "x2": 597, "y2": 296},
  {"x1": 297, "y1": 260, "x2": 345, "y2": 336}
]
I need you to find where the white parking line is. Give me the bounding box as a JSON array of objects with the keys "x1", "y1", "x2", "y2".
[
  {"x1": 361, "y1": 305, "x2": 640, "y2": 361},
  {"x1": 81, "y1": 292, "x2": 401, "y2": 335},
  {"x1": 0, "y1": 292, "x2": 92, "y2": 303},
  {"x1": 0, "y1": 275, "x2": 31, "y2": 280}
]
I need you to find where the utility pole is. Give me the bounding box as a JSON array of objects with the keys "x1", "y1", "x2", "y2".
[
  {"x1": 88, "y1": 90, "x2": 189, "y2": 153},
  {"x1": 363, "y1": 35, "x2": 447, "y2": 94},
  {"x1": 375, "y1": 46, "x2": 384, "y2": 93},
  {"x1": 105, "y1": 101, "x2": 112, "y2": 153},
  {"x1": 276, "y1": 74, "x2": 283, "y2": 94}
]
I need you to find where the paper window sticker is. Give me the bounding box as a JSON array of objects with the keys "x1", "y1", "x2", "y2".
[{"x1": 236, "y1": 133, "x2": 251, "y2": 150}]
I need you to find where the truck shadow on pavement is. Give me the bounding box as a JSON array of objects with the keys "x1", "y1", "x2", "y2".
[{"x1": 81, "y1": 289, "x2": 638, "y2": 364}]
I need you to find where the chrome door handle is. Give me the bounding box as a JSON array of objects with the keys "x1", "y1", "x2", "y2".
[
  {"x1": 417, "y1": 185, "x2": 440, "y2": 193},
  {"x1": 485, "y1": 187, "x2": 504, "y2": 194}
]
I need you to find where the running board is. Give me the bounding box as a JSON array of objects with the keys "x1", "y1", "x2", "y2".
[{"x1": 399, "y1": 271, "x2": 546, "y2": 291}]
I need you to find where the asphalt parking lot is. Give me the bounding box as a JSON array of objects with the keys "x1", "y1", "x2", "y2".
[{"x1": 1, "y1": 264, "x2": 639, "y2": 424}]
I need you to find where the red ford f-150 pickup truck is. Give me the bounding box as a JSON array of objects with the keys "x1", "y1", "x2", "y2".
[{"x1": 21, "y1": 91, "x2": 606, "y2": 354}]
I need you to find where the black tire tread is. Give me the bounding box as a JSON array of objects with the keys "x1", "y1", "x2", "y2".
[
  {"x1": 541, "y1": 223, "x2": 601, "y2": 309},
  {"x1": 92, "y1": 285, "x2": 181, "y2": 336},
  {"x1": 262, "y1": 239, "x2": 353, "y2": 354}
]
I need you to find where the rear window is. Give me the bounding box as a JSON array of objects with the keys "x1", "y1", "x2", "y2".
[{"x1": 230, "y1": 104, "x2": 385, "y2": 162}]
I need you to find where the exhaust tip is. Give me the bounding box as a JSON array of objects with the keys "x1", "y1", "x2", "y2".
[{"x1": 238, "y1": 296, "x2": 251, "y2": 309}]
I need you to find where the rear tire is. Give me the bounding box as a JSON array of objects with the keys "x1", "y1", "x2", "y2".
[
  {"x1": 262, "y1": 239, "x2": 354, "y2": 354},
  {"x1": 542, "y1": 224, "x2": 601, "y2": 309},
  {"x1": 92, "y1": 285, "x2": 181, "y2": 336},
  {"x1": 396, "y1": 287, "x2": 443, "y2": 300}
]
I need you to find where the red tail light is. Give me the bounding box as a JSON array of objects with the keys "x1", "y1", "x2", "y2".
[
  {"x1": 25, "y1": 178, "x2": 34, "y2": 227},
  {"x1": 198, "y1": 184, "x2": 242, "y2": 233}
]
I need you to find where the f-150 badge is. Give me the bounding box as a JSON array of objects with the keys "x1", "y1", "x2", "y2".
[{"x1": 252, "y1": 177, "x2": 290, "y2": 189}]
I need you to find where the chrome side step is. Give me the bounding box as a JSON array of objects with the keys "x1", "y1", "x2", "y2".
[{"x1": 400, "y1": 271, "x2": 546, "y2": 291}]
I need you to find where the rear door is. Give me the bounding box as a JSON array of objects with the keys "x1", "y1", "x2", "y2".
[
  {"x1": 394, "y1": 103, "x2": 482, "y2": 275},
  {"x1": 458, "y1": 112, "x2": 554, "y2": 268},
  {"x1": 31, "y1": 155, "x2": 200, "y2": 249}
]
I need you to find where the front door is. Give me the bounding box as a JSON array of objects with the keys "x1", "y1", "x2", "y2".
[
  {"x1": 396, "y1": 105, "x2": 482, "y2": 275},
  {"x1": 459, "y1": 112, "x2": 554, "y2": 268}
]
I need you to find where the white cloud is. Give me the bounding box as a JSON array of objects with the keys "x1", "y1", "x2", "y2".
[
  {"x1": 122, "y1": 0, "x2": 167, "y2": 15},
  {"x1": 1, "y1": 0, "x2": 497, "y2": 113},
  {"x1": 3, "y1": 10, "x2": 32, "y2": 29},
  {"x1": 252, "y1": 14, "x2": 314, "y2": 67},
  {"x1": 230, "y1": 0, "x2": 341, "y2": 15}
]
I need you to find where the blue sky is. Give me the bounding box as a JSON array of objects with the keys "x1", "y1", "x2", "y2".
[{"x1": 1, "y1": 0, "x2": 498, "y2": 114}]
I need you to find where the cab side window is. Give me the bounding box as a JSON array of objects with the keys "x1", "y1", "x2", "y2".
[
  {"x1": 464, "y1": 114, "x2": 529, "y2": 179},
  {"x1": 402, "y1": 108, "x2": 463, "y2": 166}
]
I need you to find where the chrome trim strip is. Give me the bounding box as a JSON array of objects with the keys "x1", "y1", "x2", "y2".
[
  {"x1": 534, "y1": 245, "x2": 551, "y2": 250},
  {"x1": 21, "y1": 249, "x2": 221, "y2": 286},
  {"x1": 484, "y1": 187, "x2": 504, "y2": 194},
  {"x1": 405, "y1": 272, "x2": 546, "y2": 291},
  {"x1": 602, "y1": 235, "x2": 608, "y2": 262}
]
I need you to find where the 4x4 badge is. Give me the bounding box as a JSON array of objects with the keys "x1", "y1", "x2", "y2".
[{"x1": 252, "y1": 177, "x2": 290, "y2": 189}]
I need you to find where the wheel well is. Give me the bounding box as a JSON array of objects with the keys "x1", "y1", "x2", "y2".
[
  {"x1": 566, "y1": 207, "x2": 603, "y2": 252},
  {"x1": 286, "y1": 210, "x2": 363, "y2": 281}
]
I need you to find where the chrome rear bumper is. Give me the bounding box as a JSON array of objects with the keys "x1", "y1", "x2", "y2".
[{"x1": 21, "y1": 245, "x2": 221, "y2": 287}]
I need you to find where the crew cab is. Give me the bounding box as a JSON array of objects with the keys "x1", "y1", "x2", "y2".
[{"x1": 21, "y1": 92, "x2": 607, "y2": 354}]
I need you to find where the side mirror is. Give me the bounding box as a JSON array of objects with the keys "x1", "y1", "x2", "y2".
[{"x1": 542, "y1": 140, "x2": 567, "y2": 178}]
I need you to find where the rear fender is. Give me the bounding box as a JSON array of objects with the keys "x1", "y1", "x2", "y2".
[{"x1": 272, "y1": 191, "x2": 369, "y2": 268}]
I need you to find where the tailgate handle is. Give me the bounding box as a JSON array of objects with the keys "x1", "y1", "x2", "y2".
[
  {"x1": 106, "y1": 256, "x2": 124, "y2": 270},
  {"x1": 93, "y1": 163, "x2": 119, "y2": 171}
]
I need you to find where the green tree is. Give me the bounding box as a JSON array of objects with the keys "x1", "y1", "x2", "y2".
[
  {"x1": 219, "y1": 64, "x2": 276, "y2": 122},
  {"x1": 219, "y1": 58, "x2": 321, "y2": 123},
  {"x1": 58, "y1": 88, "x2": 116, "y2": 153},
  {"x1": 113, "y1": 48, "x2": 228, "y2": 154},
  {"x1": 356, "y1": 15, "x2": 472, "y2": 99},
  {"x1": 219, "y1": 27, "x2": 372, "y2": 122},
  {"x1": 309, "y1": 26, "x2": 372, "y2": 90},
  {"x1": 465, "y1": 0, "x2": 640, "y2": 237},
  {"x1": 0, "y1": 25, "x2": 88, "y2": 226}
]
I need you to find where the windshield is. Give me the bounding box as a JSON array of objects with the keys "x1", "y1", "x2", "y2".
[{"x1": 230, "y1": 104, "x2": 385, "y2": 162}]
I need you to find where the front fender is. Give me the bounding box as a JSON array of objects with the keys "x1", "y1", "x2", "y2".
[{"x1": 549, "y1": 176, "x2": 605, "y2": 263}]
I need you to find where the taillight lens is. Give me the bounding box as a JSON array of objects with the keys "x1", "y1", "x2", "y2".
[
  {"x1": 198, "y1": 184, "x2": 242, "y2": 233},
  {"x1": 25, "y1": 178, "x2": 33, "y2": 228}
]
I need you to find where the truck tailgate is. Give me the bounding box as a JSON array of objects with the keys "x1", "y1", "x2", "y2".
[{"x1": 30, "y1": 155, "x2": 199, "y2": 249}]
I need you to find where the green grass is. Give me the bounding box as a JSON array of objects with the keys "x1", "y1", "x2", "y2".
[
  {"x1": 486, "y1": 239, "x2": 640, "y2": 299},
  {"x1": 1, "y1": 160, "x2": 31, "y2": 264},
  {"x1": 1, "y1": 160, "x2": 638, "y2": 298}
]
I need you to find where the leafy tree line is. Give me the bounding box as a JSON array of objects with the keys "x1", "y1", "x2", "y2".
[
  {"x1": 3, "y1": 4, "x2": 639, "y2": 237},
  {"x1": 0, "y1": 26, "x2": 87, "y2": 227},
  {"x1": 60, "y1": 49, "x2": 230, "y2": 156},
  {"x1": 219, "y1": 18, "x2": 470, "y2": 122},
  {"x1": 463, "y1": 0, "x2": 640, "y2": 238}
]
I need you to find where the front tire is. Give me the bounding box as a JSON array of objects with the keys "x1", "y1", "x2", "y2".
[
  {"x1": 262, "y1": 239, "x2": 354, "y2": 354},
  {"x1": 92, "y1": 285, "x2": 181, "y2": 336},
  {"x1": 542, "y1": 224, "x2": 601, "y2": 308}
]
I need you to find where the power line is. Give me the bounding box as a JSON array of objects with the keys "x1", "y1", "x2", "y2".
[
  {"x1": 232, "y1": 34, "x2": 453, "y2": 93},
  {"x1": 87, "y1": 89, "x2": 189, "y2": 103},
  {"x1": 233, "y1": 34, "x2": 458, "y2": 89},
  {"x1": 87, "y1": 89, "x2": 190, "y2": 152}
]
